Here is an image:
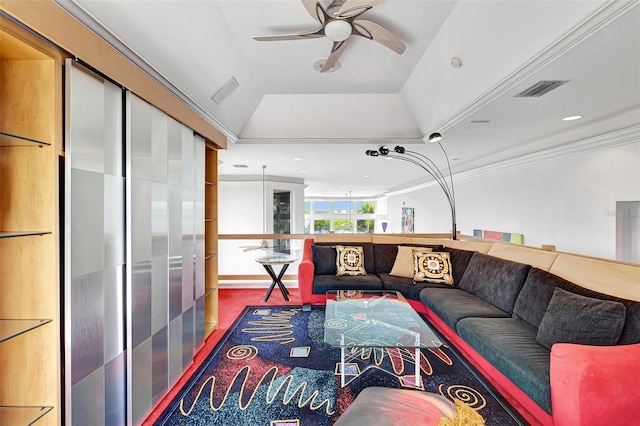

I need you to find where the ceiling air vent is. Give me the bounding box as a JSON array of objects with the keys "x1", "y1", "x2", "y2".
[
  {"x1": 232, "y1": 164, "x2": 248, "y2": 169},
  {"x1": 515, "y1": 80, "x2": 569, "y2": 98}
]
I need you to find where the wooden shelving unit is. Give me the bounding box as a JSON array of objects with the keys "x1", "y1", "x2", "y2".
[
  {"x1": 0, "y1": 17, "x2": 62, "y2": 426},
  {"x1": 204, "y1": 144, "x2": 219, "y2": 335}
]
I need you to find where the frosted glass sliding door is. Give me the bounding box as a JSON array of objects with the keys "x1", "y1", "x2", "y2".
[
  {"x1": 64, "y1": 60, "x2": 126, "y2": 426},
  {"x1": 126, "y1": 93, "x2": 205, "y2": 424}
]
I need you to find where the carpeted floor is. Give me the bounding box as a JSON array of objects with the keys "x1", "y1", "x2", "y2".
[{"x1": 155, "y1": 305, "x2": 527, "y2": 425}]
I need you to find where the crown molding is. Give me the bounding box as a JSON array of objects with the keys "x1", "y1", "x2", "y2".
[
  {"x1": 435, "y1": 0, "x2": 639, "y2": 134},
  {"x1": 386, "y1": 124, "x2": 640, "y2": 196}
]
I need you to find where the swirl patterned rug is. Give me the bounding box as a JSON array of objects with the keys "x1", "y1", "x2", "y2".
[{"x1": 155, "y1": 306, "x2": 527, "y2": 425}]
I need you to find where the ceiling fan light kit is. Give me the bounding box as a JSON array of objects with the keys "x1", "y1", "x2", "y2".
[
  {"x1": 324, "y1": 19, "x2": 352, "y2": 42},
  {"x1": 253, "y1": 0, "x2": 405, "y2": 73}
]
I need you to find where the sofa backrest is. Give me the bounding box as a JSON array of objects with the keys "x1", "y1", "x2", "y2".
[
  {"x1": 487, "y1": 243, "x2": 559, "y2": 270},
  {"x1": 307, "y1": 235, "x2": 640, "y2": 303},
  {"x1": 312, "y1": 241, "x2": 376, "y2": 275},
  {"x1": 514, "y1": 267, "x2": 640, "y2": 345},
  {"x1": 370, "y1": 235, "x2": 449, "y2": 245},
  {"x1": 444, "y1": 239, "x2": 494, "y2": 253},
  {"x1": 549, "y1": 254, "x2": 640, "y2": 302},
  {"x1": 457, "y1": 252, "x2": 532, "y2": 315}
]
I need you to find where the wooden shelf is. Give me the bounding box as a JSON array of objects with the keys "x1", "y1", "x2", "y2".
[
  {"x1": 0, "y1": 319, "x2": 51, "y2": 344},
  {"x1": 0, "y1": 231, "x2": 51, "y2": 239},
  {"x1": 204, "y1": 146, "x2": 219, "y2": 335},
  {"x1": 1, "y1": 16, "x2": 62, "y2": 426},
  {"x1": 0, "y1": 131, "x2": 50, "y2": 147},
  {"x1": 0, "y1": 406, "x2": 53, "y2": 425}
]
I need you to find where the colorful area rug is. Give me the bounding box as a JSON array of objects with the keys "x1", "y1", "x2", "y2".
[{"x1": 155, "y1": 306, "x2": 527, "y2": 425}]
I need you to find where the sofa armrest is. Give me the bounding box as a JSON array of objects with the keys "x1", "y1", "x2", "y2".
[
  {"x1": 550, "y1": 342, "x2": 640, "y2": 425},
  {"x1": 298, "y1": 239, "x2": 316, "y2": 304}
]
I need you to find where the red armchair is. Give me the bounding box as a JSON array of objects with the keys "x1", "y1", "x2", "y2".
[
  {"x1": 298, "y1": 238, "x2": 317, "y2": 305},
  {"x1": 550, "y1": 342, "x2": 640, "y2": 425}
]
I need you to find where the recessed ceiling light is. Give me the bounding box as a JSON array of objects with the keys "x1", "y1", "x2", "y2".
[
  {"x1": 300, "y1": 170, "x2": 307, "y2": 173},
  {"x1": 385, "y1": 157, "x2": 393, "y2": 160},
  {"x1": 363, "y1": 175, "x2": 369, "y2": 178},
  {"x1": 562, "y1": 115, "x2": 583, "y2": 121},
  {"x1": 294, "y1": 157, "x2": 302, "y2": 161}
]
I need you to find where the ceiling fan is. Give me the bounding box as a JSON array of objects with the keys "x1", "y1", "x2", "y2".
[
  {"x1": 240, "y1": 165, "x2": 276, "y2": 252},
  {"x1": 253, "y1": 0, "x2": 406, "y2": 73}
]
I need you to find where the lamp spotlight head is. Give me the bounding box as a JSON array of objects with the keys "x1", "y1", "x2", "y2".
[
  {"x1": 379, "y1": 146, "x2": 390, "y2": 155},
  {"x1": 429, "y1": 132, "x2": 442, "y2": 143},
  {"x1": 365, "y1": 150, "x2": 379, "y2": 157},
  {"x1": 394, "y1": 146, "x2": 405, "y2": 154}
]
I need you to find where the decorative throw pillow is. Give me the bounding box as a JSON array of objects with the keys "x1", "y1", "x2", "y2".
[
  {"x1": 536, "y1": 287, "x2": 626, "y2": 350},
  {"x1": 413, "y1": 250, "x2": 454, "y2": 285},
  {"x1": 390, "y1": 246, "x2": 432, "y2": 278},
  {"x1": 311, "y1": 245, "x2": 337, "y2": 275},
  {"x1": 335, "y1": 245, "x2": 367, "y2": 276}
]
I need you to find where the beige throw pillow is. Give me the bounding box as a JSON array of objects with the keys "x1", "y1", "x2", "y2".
[{"x1": 390, "y1": 246, "x2": 432, "y2": 278}]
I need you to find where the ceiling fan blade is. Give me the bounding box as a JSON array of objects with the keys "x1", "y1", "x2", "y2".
[
  {"x1": 320, "y1": 39, "x2": 348, "y2": 73},
  {"x1": 336, "y1": 0, "x2": 385, "y2": 19},
  {"x1": 301, "y1": 0, "x2": 328, "y2": 25},
  {"x1": 253, "y1": 30, "x2": 324, "y2": 42},
  {"x1": 353, "y1": 19, "x2": 405, "y2": 54}
]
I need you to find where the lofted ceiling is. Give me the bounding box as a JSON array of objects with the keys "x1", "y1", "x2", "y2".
[{"x1": 55, "y1": 0, "x2": 640, "y2": 197}]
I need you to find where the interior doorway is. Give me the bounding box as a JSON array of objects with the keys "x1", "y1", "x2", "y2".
[
  {"x1": 274, "y1": 191, "x2": 291, "y2": 253},
  {"x1": 616, "y1": 201, "x2": 640, "y2": 263}
]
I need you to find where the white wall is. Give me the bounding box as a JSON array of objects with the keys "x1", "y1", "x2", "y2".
[
  {"x1": 218, "y1": 178, "x2": 306, "y2": 277},
  {"x1": 387, "y1": 140, "x2": 640, "y2": 260}
]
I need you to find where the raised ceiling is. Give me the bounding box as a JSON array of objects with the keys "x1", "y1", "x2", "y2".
[{"x1": 56, "y1": 0, "x2": 640, "y2": 197}]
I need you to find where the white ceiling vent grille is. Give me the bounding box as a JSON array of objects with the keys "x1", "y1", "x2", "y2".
[{"x1": 515, "y1": 80, "x2": 569, "y2": 97}]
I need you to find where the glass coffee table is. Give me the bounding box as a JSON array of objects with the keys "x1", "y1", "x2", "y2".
[{"x1": 324, "y1": 290, "x2": 442, "y2": 388}]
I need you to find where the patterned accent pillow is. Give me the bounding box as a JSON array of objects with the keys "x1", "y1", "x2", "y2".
[
  {"x1": 335, "y1": 245, "x2": 367, "y2": 276},
  {"x1": 413, "y1": 250, "x2": 454, "y2": 285}
]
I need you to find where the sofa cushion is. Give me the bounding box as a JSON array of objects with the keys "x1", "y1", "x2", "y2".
[
  {"x1": 311, "y1": 245, "x2": 337, "y2": 275},
  {"x1": 312, "y1": 274, "x2": 383, "y2": 294},
  {"x1": 513, "y1": 267, "x2": 640, "y2": 344},
  {"x1": 373, "y1": 244, "x2": 400, "y2": 274},
  {"x1": 420, "y1": 288, "x2": 509, "y2": 331},
  {"x1": 336, "y1": 245, "x2": 367, "y2": 276},
  {"x1": 536, "y1": 287, "x2": 626, "y2": 350},
  {"x1": 457, "y1": 317, "x2": 552, "y2": 413},
  {"x1": 316, "y1": 242, "x2": 376, "y2": 275},
  {"x1": 389, "y1": 246, "x2": 431, "y2": 278},
  {"x1": 440, "y1": 247, "x2": 475, "y2": 285},
  {"x1": 373, "y1": 243, "x2": 443, "y2": 274},
  {"x1": 457, "y1": 252, "x2": 531, "y2": 315},
  {"x1": 413, "y1": 250, "x2": 454, "y2": 285},
  {"x1": 379, "y1": 273, "x2": 449, "y2": 300}
]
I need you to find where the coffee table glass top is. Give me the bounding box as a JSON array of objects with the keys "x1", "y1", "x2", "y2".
[{"x1": 324, "y1": 290, "x2": 442, "y2": 349}]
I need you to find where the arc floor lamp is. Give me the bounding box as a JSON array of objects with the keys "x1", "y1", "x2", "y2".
[{"x1": 366, "y1": 132, "x2": 458, "y2": 240}]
